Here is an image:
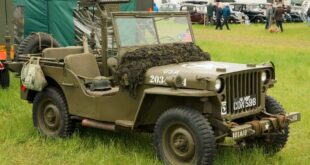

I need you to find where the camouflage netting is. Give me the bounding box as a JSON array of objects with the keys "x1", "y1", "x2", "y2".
[{"x1": 116, "y1": 43, "x2": 211, "y2": 96}]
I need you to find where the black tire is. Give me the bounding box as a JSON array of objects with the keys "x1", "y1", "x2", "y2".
[
  {"x1": 255, "y1": 17, "x2": 263, "y2": 23},
  {"x1": 229, "y1": 19, "x2": 236, "y2": 24},
  {"x1": 15, "y1": 32, "x2": 60, "y2": 61},
  {"x1": 0, "y1": 68, "x2": 10, "y2": 89},
  {"x1": 246, "y1": 96, "x2": 289, "y2": 154},
  {"x1": 154, "y1": 107, "x2": 216, "y2": 165},
  {"x1": 33, "y1": 87, "x2": 74, "y2": 137}
]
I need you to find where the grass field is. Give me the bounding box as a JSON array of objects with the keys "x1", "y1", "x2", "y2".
[{"x1": 0, "y1": 23, "x2": 309, "y2": 165}]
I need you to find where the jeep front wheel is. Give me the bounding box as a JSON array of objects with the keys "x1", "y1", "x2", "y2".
[
  {"x1": 154, "y1": 107, "x2": 216, "y2": 165},
  {"x1": 33, "y1": 87, "x2": 74, "y2": 137},
  {"x1": 245, "y1": 96, "x2": 289, "y2": 154}
]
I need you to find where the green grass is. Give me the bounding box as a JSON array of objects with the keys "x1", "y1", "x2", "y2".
[{"x1": 1, "y1": 23, "x2": 310, "y2": 165}]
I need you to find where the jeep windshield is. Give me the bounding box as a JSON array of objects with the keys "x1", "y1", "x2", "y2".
[{"x1": 112, "y1": 12, "x2": 194, "y2": 47}]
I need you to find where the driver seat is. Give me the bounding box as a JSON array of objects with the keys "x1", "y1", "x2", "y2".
[{"x1": 64, "y1": 53, "x2": 119, "y2": 96}]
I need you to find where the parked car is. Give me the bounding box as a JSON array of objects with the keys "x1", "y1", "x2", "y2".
[
  {"x1": 229, "y1": 12, "x2": 249, "y2": 23},
  {"x1": 180, "y1": 3, "x2": 207, "y2": 24},
  {"x1": 230, "y1": 3, "x2": 266, "y2": 23},
  {"x1": 180, "y1": 3, "x2": 246, "y2": 24},
  {"x1": 284, "y1": 12, "x2": 304, "y2": 22},
  {"x1": 159, "y1": 3, "x2": 179, "y2": 11},
  {"x1": 227, "y1": 4, "x2": 249, "y2": 24},
  {"x1": 181, "y1": 0, "x2": 208, "y2": 5}
]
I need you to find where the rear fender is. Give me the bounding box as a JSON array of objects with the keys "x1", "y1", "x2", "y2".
[
  {"x1": 21, "y1": 76, "x2": 64, "y2": 103},
  {"x1": 21, "y1": 88, "x2": 37, "y2": 103}
]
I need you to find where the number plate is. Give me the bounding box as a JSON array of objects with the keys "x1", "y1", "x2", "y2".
[{"x1": 233, "y1": 95, "x2": 257, "y2": 111}]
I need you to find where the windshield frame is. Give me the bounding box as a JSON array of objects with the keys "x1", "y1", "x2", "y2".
[{"x1": 111, "y1": 12, "x2": 195, "y2": 49}]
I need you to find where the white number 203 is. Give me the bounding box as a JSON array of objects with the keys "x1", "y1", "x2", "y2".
[{"x1": 150, "y1": 75, "x2": 166, "y2": 85}]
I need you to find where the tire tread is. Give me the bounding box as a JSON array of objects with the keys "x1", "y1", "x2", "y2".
[
  {"x1": 154, "y1": 107, "x2": 216, "y2": 165},
  {"x1": 33, "y1": 86, "x2": 74, "y2": 137}
]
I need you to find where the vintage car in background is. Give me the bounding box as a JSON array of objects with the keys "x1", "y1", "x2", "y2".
[
  {"x1": 228, "y1": 7, "x2": 249, "y2": 24},
  {"x1": 230, "y1": 3, "x2": 266, "y2": 23},
  {"x1": 159, "y1": 3, "x2": 179, "y2": 11},
  {"x1": 180, "y1": 3, "x2": 246, "y2": 24},
  {"x1": 180, "y1": 3, "x2": 208, "y2": 24},
  {"x1": 284, "y1": 12, "x2": 304, "y2": 22}
]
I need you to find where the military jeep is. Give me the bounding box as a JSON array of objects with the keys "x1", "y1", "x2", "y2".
[{"x1": 15, "y1": 1, "x2": 300, "y2": 165}]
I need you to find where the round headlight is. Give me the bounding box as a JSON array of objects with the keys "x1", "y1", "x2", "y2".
[
  {"x1": 261, "y1": 71, "x2": 267, "y2": 82},
  {"x1": 215, "y1": 78, "x2": 223, "y2": 92}
]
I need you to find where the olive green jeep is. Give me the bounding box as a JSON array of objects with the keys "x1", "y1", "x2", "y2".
[{"x1": 13, "y1": 1, "x2": 300, "y2": 165}]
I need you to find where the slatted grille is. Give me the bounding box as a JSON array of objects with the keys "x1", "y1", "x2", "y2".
[{"x1": 225, "y1": 71, "x2": 261, "y2": 115}]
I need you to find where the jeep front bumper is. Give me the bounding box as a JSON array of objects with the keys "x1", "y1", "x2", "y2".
[{"x1": 230, "y1": 112, "x2": 300, "y2": 140}]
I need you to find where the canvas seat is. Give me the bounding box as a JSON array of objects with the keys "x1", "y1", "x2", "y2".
[
  {"x1": 43, "y1": 46, "x2": 84, "y2": 60},
  {"x1": 64, "y1": 53, "x2": 118, "y2": 97}
]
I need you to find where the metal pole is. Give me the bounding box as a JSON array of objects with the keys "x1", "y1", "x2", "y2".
[
  {"x1": 97, "y1": 3, "x2": 109, "y2": 77},
  {"x1": 4, "y1": 0, "x2": 11, "y2": 61}
]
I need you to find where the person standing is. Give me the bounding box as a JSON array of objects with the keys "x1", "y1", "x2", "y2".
[
  {"x1": 222, "y1": 4, "x2": 231, "y2": 30},
  {"x1": 307, "y1": 7, "x2": 310, "y2": 26},
  {"x1": 215, "y1": 3, "x2": 223, "y2": 30},
  {"x1": 274, "y1": 4, "x2": 284, "y2": 32},
  {"x1": 207, "y1": 2, "x2": 215, "y2": 25},
  {"x1": 153, "y1": 3, "x2": 159, "y2": 12},
  {"x1": 265, "y1": 3, "x2": 273, "y2": 29}
]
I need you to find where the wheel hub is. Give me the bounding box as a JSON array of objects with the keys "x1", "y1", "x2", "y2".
[
  {"x1": 43, "y1": 104, "x2": 60, "y2": 130},
  {"x1": 165, "y1": 125, "x2": 195, "y2": 162}
]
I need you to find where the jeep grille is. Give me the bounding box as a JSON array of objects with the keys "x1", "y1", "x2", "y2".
[{"x1": 225, "y1": 71, "x2": 262, "y2": 116}]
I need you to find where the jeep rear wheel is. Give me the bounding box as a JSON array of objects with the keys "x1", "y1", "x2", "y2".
[
  {"x1": 33, "y1": 87, "x2": 74, "y2": 137},
  {"x1": 154, "y1": 107, "x2": 216, "y2": 165},
  {"x1": 0, "y1": 68, "x2": 10, "y2": 89},
  {"x1": 245, "y1": 96, "x2": 289, "y2": 154}
]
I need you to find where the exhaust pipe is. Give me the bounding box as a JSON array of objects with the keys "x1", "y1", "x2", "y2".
[{"x1": 82, "y1": 119, "x2": 115, "y2": 131}]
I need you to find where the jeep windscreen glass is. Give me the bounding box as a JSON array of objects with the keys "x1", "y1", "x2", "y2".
[
  {"x1": 115, "y1": 17, "x2": 159, "y2": 47},
  {"x1": 115, "y1": 16, "x2": 192, "y2": 47},
  {"x1": 155, "y1": 16, "x2": 193, "y2": 44}
]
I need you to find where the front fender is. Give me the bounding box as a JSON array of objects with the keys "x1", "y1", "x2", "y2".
[
  {"x1": 230, "y1": 15, "x2": 238, "y2": 20},
  {"x1": 132, "y1": 87, "x2": 216, "y2": 129}
]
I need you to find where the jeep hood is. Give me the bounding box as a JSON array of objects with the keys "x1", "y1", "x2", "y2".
[{"x1": 144, "y1": 61, "x2": 273, "y2": 90}]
